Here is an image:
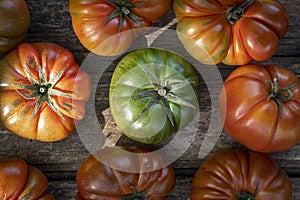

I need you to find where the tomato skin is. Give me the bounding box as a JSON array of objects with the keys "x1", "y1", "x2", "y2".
[
  {"x1": 38, "y1": 192, "x2": 56, "y2": 200},
  {"x1": 0, "y1": 42, "x2": 91, "y2": 142},
  {"x1": 109, "y1": 48, "x2": 200, "y2": 144},
  {"x1": 0, "y1": 158, "x2": 54, "y2": 200},
  {"x1": 173, "y1": 0, "x2": 289, "y2": 65},
  {"x1": 69, "y1": 0, "x2": 172, "y2": 56},
  {"x1": 191, "y1": 150, "x2": 292, "y2": 200},
  {"x1": 219, "y1": 64, "x2": 300, "y2": 152},
  {"x1": 0, "y1": 0, "x2": 30, "y2": 54},
  {"x1": 76, "y1": 147, "x2": 176, "y2": 200}
]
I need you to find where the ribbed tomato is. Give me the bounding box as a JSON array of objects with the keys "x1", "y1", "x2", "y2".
[
  {"x1": 0, "y1": 0, "x2": 30, "y2": 54},
  {"x1": 219, "y1": 64, "x2": 300, "y2": 152},
  {"x1": 191, "y1": 150, "x2": 292, "y2": 200},
  {"x1": 173, "y1": 0, "x2": 289, "y2": 65},
  {"x1": 69, "y1": 0, "x2": 172, "y2": 56},
  {"x1": 109, "y1": 48, "x2": 200, "y2": 144},
  {"x1": 76, "y1": 147, "x2": 176, "y2": 199},
  {"x1": 0, "y1": 158, "x2": 54, "y2": 200},
  {"x1": 0, "y1": 42, "x2": 91, "y2": 142}
]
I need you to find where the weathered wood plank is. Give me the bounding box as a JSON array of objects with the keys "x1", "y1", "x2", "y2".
[
  {"x1": 46, "y1": 176, "x2": 300, "y2": 200},
  {"x1": 1, "y1": 125, "x2": 300, "y2": 175},
  {"x1": 0, "y1": 0, "x2": 299, "y2": 199}
]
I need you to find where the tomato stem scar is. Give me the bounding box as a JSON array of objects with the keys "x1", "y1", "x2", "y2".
[
  {"x1": 131, "y1": 65, "x2": 196, "y2": 127},
  {"x1": 267, "y1": 73, "x2": 300, "y2": 119},
  {"x1": 226, "y1": 0, "x2": 255, "y2": 24},
  {"x1": 116, "y1": 182, "x2": 162, "y2": 200},
  {"x1": 104, "y1": 0, "x2": 145, "y2": 32},
  {"x1": 237, "y1": 182, "x2": 259, "y2": 200},
  {"x1": 12, "y1": 57, "x2": 72, "y2": 120}
]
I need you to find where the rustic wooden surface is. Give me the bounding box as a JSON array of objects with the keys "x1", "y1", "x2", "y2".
[{"x1": 0, "y1": 0, "x2": 300, "y2": 199}]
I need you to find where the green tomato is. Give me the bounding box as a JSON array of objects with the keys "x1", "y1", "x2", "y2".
[{"x1": 109, "y1": 48, "x2": 200, "y2": 144}]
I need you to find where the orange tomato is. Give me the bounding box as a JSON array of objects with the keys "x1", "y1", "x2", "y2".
[
  {"x1": 219, "y1": 64, "x2": 300, "y2": 152},
  {"x1": 69, "y1": 0, "x2": 172, "y2": 56},
  {"x1": 0, "y1": 42, "x2": 91, "y2": 142},
  {"x1": 173, "y1": 0, "x2": 289, "y2": 65}
]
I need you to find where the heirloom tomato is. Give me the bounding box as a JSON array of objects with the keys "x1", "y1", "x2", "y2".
[
  {"x1": 0, "y1": 42, "x2": 91, "y2": 142},
  {"x1": 109, "y1": 48, "x2": 200, "y2": 144},
  {"x1": 76, "y1": 147, "x2": 176, "y2": 200},
  {"x1": 219, "y1": 64, "x2": 300, "y2": 152},
  {"x1": 0, "y1": 158, "x2": 54, "y2": 200},
  {"x1": 173, "y1": 0, "x2": 289, "y2": 65},
  {"x1": 0, "y1": 0, "x2": 30, "y2": 54},
  {"x1": 69, "y1": 0, "x2": 172, "y2": 56},
  {"x1": 191, "y1": 150, "x2": 292, "y2": 200}
]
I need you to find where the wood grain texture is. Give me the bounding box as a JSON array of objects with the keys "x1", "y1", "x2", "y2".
[
  {"x1": 0, "y1": 0, "x2": 299, "y2": 199},
  {"x1": 45, "y1": 176, "x2": 300, "y2": 200}
]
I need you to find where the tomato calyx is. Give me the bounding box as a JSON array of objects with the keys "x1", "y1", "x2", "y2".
[
  {"x1": 13, "y1": 57, "x2": 72, "y2": 119},
  {"x1": 236, "y1": 182, "x2": 258, "y2": 200},
  {"x1": 131, "y1": 65, "x2": 196, "y2": 127},
  {"x1": 267, "y1": 73, "x2": 300, "y2": 118},
  {"x1": 117, "y1": 188, "x2": 147, "y2": 200},
  {"x1": 226, "y1": 0, "x2": 255, "y2": 24},
  {"x1": 117, "y1": 185, "x2": 157, "y2": 200},
  {"x1": 104, "y1": 0, "x2": 145, "y2": 32}
]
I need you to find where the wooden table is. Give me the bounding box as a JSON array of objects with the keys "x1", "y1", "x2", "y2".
[{"x1": 0, "y1": 0, "x2": 299, "y2": 199}]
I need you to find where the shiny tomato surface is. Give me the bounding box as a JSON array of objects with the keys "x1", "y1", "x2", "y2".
[
  {"x1": 173, "y1": 0, "x2": 289, "y2": 65},
  {"x1": 219, "y1": 64, "x2": 300, "y2": 152},
  {"x1": 76, "y1": 147, "x2": 176, "y2": 199},
  {"x1": 109, "y1": 48, "x2": 200, "y2": 144},
  {"x1": 191, "y1": 150, "x2": 292, "y2": 200},
  {"x1": 69, "y1": 0, "x2": 172, "y2": 56},
  {"x1": 0, "y1": 42, "x2": 91, "y2": 142},
  {"x1": 0, "y1": 0, "x2": 30, "y2": 54},
  {"x1": 0, "y1": 158, "x2": 54, "y2": 200}
]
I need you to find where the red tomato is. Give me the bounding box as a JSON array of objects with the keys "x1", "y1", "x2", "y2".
[
  {"x1": 0, "y1": 42, "x2": 91, "y2": 142},
  {"x1": 69, "y1": 0, "x2": 172, "y2": 56},
  {"x1": 219, "y1": 64, "x2": 300, "y2": 152},
  {"x1": 0, "y1": 0, "x2": 30, "y2": 54},
  {"x1": 173, "y1": 0, "x2": 289, "y2": 65},
  {"x1": 0, "y1": 158, "x2": 54, "y2": 200},
  {"x1": 76, "y1": 147, "x2": 176, "y2": 199},
  {"x1": 191, "y1": 150, "x2": 292, "y2": 200}
]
